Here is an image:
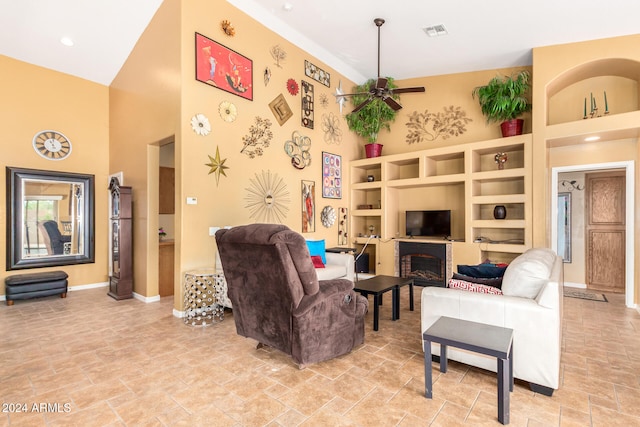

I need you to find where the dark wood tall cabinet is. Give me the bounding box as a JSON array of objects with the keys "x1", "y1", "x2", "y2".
[{"x1": 108, "y1": 178, "x2": 133, "y2": 300}]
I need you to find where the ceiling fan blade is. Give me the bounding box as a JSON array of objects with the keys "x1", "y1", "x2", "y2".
[
  {"x1": 383, "y1": 96, "x2": 402, "y2": 111},
  {"x1": 375, "y1": 77, "x2": 388, "y2": 89},
  {"x1": 351, "y1": 97, "x2": 374, "y2": 114},
  {"x1": 392, "y1": 86, "x2": 426, "y2": 94}
]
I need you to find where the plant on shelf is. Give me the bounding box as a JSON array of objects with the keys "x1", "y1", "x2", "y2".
[
  {"x1": 471, "y1": 70, "x2": 531, "y2": 137},
  {"x1": 345, "y1": 78, "x2": 399, "y2": 157},
  {"x1": 158, "y1": 227, "x2": 167, "y2": 240}
]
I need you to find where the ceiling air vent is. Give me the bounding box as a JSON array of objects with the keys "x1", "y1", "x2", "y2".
[{"x1": 423, "y1": 24, "x2": 448, "y2": 37}]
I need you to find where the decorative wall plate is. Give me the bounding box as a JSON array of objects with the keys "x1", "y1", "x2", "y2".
[
  {"x1": 321, "y1": 206, "x2": 336, "y2": 228},
  {"x1": 32, "y1": 130, "x2": 72, "y2": 160},
  {"x1": 191, "y1": 113, "x2": 211, "y2": 136}
]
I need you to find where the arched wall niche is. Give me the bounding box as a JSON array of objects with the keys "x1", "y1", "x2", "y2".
[{"x1": 546, "y1": 58, "x2": 640, "y2": 125}]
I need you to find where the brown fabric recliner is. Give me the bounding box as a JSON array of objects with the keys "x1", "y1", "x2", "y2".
[{"x1": 215, "y1": 223, "x2": 368, "y2": 367}]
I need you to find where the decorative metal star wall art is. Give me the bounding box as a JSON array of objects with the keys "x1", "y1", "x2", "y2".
[
  {"x1": 333, "y1": 81, "x2": 346, "y2": 114},
  {"x1": 205, "y1": 146, "x2": 229, "y2": 186}
]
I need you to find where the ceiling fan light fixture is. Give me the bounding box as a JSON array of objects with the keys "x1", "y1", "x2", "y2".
[{"x1": 423, "y1": 24, "x2": 448, "y2": 37}]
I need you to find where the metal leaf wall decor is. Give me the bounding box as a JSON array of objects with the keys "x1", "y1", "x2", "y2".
[
  {"x1": 405, "y1": 106, "x2": 472, "y2": 144},
  {"x1": 240, "y1": 116, "x2": 273, "y2": 158}
]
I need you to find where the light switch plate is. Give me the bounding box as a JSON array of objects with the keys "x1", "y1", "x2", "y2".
[{"x1": 186, "y1": 197, "x2": 197, "y2": 205}]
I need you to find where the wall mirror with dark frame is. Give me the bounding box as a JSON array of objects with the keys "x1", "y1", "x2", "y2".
[{"x1": 6, "y1": 167, "x2": 95, "y2": 270}]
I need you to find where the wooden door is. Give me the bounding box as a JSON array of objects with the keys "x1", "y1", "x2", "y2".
[{"x1": 585, "y1": 171, "x2": 625, "y2": 293}]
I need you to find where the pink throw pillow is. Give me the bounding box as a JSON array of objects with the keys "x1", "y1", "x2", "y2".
[
  {"x1": 448, "y1": 278, "x2": 503, "y2": 295},
  {"x1": 310, "y1": 255, "x2": 325, "y2": 268}
]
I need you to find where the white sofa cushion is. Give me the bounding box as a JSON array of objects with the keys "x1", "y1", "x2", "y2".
[{"x1": 501, "y1": 248, "x2": 557, "y2": 299}]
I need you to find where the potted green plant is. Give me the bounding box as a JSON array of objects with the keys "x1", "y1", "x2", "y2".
[
  {"x1": 345, "y1": 78, "x2": 399, "y2": 157},
  {"x1": 472, "y1": 70, "x2": 531, "y2": 137}
]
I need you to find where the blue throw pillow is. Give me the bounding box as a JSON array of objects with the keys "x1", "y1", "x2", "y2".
[
  {"x1": 457, "y1": 263, "x2": 507, "y2": 279},
  {"x1": 306, "y1": 239, "x2": 326, "y2": 264}
]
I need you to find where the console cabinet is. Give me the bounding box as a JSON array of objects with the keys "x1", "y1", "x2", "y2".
[{"x1": 350, "y1": 134, "x2": 532, "y2": 274}]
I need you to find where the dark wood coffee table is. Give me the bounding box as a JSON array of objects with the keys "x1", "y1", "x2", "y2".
[
  {"x1": 353, "y1": 275, "x2": 414, "y2": 331},
  {"x1": 423, "y1": 316, "x2": 514, "y2": 425}
]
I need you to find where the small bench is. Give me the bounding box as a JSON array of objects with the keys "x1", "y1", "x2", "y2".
[{"x1": 5, "y1": 271, "x2": 69, "y2": 306}]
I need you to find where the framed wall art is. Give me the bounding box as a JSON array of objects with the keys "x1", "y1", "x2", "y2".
[
  {"x1": 269, "y1": 94, "x2": 293, "y2": 126},
  {"x1": 322, "y1": 152, "x2": 342, "y2": 199},
  {"x1": 195, "y1": 32, "x2": 253, "y2": 101},
  {"x1": 304, "y1": 60, "x2": 330, "y2": 87},
  {"x1": 301, "y1": 80, "x2": 314, "y2": 129},
  {"x1": 301, "y1": 180, "x2": 315, "y2": 233}
]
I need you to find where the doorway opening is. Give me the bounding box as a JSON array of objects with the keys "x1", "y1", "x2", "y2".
[{"x1": 551, "y1": 161, "x2": 634, "y2": 307}]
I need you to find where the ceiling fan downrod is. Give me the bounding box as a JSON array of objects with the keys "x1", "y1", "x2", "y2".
[{"x1": 374, "y1": 18, "x2": 385, "y2": 78}]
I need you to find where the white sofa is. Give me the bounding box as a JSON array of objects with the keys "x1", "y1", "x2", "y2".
[
  {"x1": 315, "y1": 252, "x2": 355, "y2": 282},
  {"x1": 421, "y1": 248, "x2": 563, "y2": 396}
]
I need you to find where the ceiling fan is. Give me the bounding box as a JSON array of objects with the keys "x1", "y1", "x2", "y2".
[{"x1": 341, "y1": 18, "x2": 426, "y2": 114}]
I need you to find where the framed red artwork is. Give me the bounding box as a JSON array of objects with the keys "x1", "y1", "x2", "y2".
[{"x1": 195, "y1": 32, "x2": 253, "y2": 101}]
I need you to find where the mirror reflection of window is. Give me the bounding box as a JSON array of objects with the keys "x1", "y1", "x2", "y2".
[{"x1": 7, "y1": 167, "x2": 95, "y2": 270}]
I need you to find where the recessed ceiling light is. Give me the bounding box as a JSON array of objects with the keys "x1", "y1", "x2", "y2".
[
  {"x1": 584, "y1": 136, "x2": 600, "y2": 142},
  {"x1": 282, "y1": 3, "x2": 293, "y2": 12},
  {"x1": 423, "y1": 24, "x2": 448, "y2": 37},
  {"x1": 60, "y1": 37, "x2": 74, "y2": 47}
]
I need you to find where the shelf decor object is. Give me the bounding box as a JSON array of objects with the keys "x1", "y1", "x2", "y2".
[
  {"x1": 494, "y1": 205, "x2": 507, "y2": 220},
  {"x1": 495, "y1": 152, "x2": 508, "y2": 169}
]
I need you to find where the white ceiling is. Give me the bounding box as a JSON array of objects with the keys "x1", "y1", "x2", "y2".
[{"x1": 1, "y1": 0, "x2": 639, "y2": 86}]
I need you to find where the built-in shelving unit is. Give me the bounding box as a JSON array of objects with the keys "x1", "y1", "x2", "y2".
[{"x1": 350, "y1": 134, "x2": 532, "y2": 274}]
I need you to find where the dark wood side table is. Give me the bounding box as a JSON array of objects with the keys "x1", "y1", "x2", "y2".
[
  {"x1": 353, "y1": 275, "x2": 414, "y2": 331},
  {"x1": 423, "y1": 316, "x2": 514, "y2": 425}
]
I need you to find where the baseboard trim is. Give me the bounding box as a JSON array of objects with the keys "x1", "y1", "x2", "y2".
[
  {"x1": 133, "y1": 292, "x2": 160, "y2": 303},
  {"x1": 173, "y1": 309, "x2": 185, "y2": 318},
  {"x1": 564, "y1": 282, "x2": 587, "y2": 289},
  {"x1": 68, "y1": 282, "x2": 109, "y2": 291}
]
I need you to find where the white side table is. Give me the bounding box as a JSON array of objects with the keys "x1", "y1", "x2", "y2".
[
  {"x1": 183, "y1": 269, "x2": 224, "y2": 326},
  {"x1": 212, "y1": 271, "x2": 233, "y2": 309}
]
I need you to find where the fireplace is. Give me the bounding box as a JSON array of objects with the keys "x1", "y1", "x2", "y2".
[{"x1": 397, "y1": 241, "x2": 450, "y2": 287}]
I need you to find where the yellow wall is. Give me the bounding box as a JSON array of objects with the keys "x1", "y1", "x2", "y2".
[
  {"x1": 365, "y1": 67, "x2": 533, "y2": 156},
  {"x1": 109, "y1": 0, "x2": 181, "y2": 299},
  {"x1": 0, "y1": 55, "x2": 109, "y2": 292},
  {"x1": 532, "y1": 34, "x2": 640, "y2": 304}
]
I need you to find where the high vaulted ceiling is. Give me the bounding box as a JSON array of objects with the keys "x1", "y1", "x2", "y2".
[{"x1": 1, "y1": 0, "x2": 639, "y2": 86}]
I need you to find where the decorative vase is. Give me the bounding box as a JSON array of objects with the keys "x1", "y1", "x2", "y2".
[
  {"x1": 500, "y1": 119, "x2": 524, "y2": 137},
  {"x1": 493, "y1": 205, "x2": 507, "y2": 220},
  {"x1": 365, "y1": 143, "x2": 383, "y2": 158}
]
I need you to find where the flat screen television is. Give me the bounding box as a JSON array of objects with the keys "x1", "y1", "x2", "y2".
[{"x1": 406, "y1": 210, "x2": 451, "y2": 238}]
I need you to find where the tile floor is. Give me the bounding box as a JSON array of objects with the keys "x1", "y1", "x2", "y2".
[{"x1": 1, "y1": 286, "x2": 639, "y2": 426}]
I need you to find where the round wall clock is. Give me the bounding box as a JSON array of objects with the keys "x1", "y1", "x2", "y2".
[{"x1": 32, "y1": 130, "x2": 72, "y2": 160}]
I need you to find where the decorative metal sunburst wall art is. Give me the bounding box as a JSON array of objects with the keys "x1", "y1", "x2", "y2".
[
  {"x1": 405, "y1": 106, "x2": 472, "y2": 144},
  {"x1": 240, "y1": 116, "x2": 273, "y2": 158},
  {"x1": 321, "y1": 113, "x2": 342, "y2": 144},
  {"x1": 245, "y1": 170, "x2": 290, "y2": 223}
]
